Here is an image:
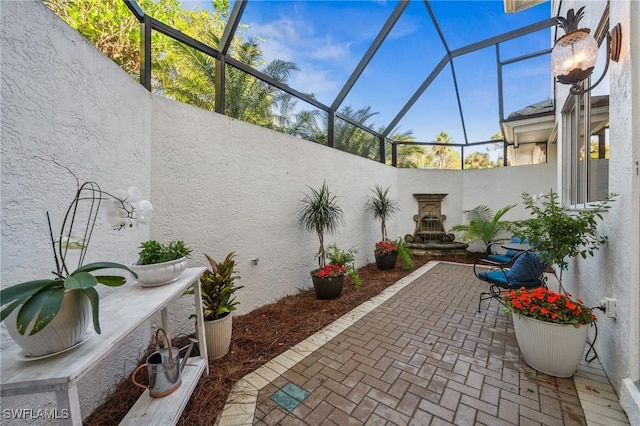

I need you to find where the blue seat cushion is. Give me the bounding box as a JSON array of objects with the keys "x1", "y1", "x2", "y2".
[
  {"x1": 506, "y1": 251, "x2": 546, "y2": 286},
  {"x1": 478, "y1": 270, "x2": 509, "y2": 285},
  {"x1": 488, "y1": 254, "x2": 512, "y2": 263}
]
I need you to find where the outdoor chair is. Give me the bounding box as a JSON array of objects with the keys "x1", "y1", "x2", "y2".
[
  {"x1": 474, "y1": 250, "x2": 547, "y2": 312},
  {"x1": 486, "y1": 236, "x2": 529, "y2": 264}
]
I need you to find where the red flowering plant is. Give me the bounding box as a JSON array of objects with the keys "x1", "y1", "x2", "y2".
[
  {"x1": 311, "y1": 263, "x2": 347, "y2": 279},
  {"x1": 374, "y1": 240, "x2": 399, "y2": 256},
  {"x1": 503, "y1": 287, "x2": 596, "y2": 327}
]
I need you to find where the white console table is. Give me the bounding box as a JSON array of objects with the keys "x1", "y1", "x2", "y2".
[{"x1": 1, "y1": 267, "x2": 208, "y2": 426}]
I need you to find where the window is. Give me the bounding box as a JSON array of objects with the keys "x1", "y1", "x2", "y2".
[{"x1": 562, "y1": 94, "x2": 610, "y2": 206}]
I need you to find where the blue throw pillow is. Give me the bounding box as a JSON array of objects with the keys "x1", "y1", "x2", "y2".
[{"x1": 507, "y1": 251, "x2": 546, "y2": 284}]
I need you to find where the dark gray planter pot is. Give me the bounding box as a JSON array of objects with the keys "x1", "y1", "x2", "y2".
[
  {"x1": 310, "y1": 273, "x2": 345, "y2": 300},
  {"x1": 375, "y1": 253, "x2": 398, "y2": 270}
]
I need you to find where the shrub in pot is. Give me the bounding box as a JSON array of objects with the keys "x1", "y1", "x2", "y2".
[
  {"x1": 195, "y1": 252, "x2": 242, "y2": 360},
  {"x1": 297, "y1": 182, "x2": 346, "y2": 299},
  {"x1": 506, "y1": 190, "x2": 615, "y2": 377},
  {"x1": 131, "y1": 240, "x2": 192, "y2": 287}
]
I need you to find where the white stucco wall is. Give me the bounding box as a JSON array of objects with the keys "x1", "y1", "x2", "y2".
[
  {"x1": 553, "y1": 1, "x2": 640, "y2": 423},
  {"x1": 150, "y1": 96, "x2": 398, "y2": 331},
  {"x1": 0, "y1": 1, "x2": 152, "y2": 421}
]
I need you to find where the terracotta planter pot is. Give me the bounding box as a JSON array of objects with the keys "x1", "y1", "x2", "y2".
[
  {"x1": 204, "y1": 313, "x2": 233, "y2": 360},
  {"x1": 311, "y1": 273, "x2": 345, "y2": 300},
  {"x1": 375, "y1": 253, "x2": 398, "y2": 270},
  {"x1": 512, "y1": 313, "x2": 589, "y2": 377}
]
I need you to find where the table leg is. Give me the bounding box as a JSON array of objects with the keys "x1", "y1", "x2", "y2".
[
  {"x1": 193, "y1": 281, "x2": 209, "y2": 376},
  {"x1": 56, "y1": 385, "x2": 81, "y2": 426}
]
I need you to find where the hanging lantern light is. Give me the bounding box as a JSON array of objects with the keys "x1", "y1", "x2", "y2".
[{"x1": 551, "y1": 7, "x2": 622, "y2": 95}]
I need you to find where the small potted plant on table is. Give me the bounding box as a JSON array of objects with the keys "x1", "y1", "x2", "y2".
[
  {"x1": 297, "y1": 182, "x2": 346, "y2": 299},
  {"x1": 131, "y1": 240, "x2": 192, "y2": 287}
]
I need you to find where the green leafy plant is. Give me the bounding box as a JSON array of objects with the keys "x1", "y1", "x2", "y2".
[
  {"x1": 367, "y1": 185, "x2": 399, "y2": 241},
  {"x1": 514, "y1": 190, "x2": 615, "y2": 290},
  {"x1": 326, "y1": 245, "x2": 362, "y2": 288},
  {"x1": 297, "y1": 181, "x2": 344, "y2": 269},
  {"x1": 395, "y1": 238, "x2": 415, "y2": 271},
  {"x1": 449, "y1": 204, "x2": 517, "y2": 253},
  {"x1": 195, "y1": 252, "x2": 243, "y2": 321},
  {"x1": 137, "y1": 240, "x2": 192, "y2": 265}
]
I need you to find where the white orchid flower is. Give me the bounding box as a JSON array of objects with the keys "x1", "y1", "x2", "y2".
[
  {"x1": 126, "y1": 186, "x2": 142, "y2": 203},
  {"x1": 135, "y1": 199, "x2": 153, "y2": 225}
]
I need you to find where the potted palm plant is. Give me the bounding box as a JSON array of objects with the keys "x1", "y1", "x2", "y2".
[
  {"x1": 297, "y1": 182, "x2": 345, "y2": 299},
  {"x1": 192, "y1": 252, "x2": 242, "y2": 360},
  {"x1": 0, "y1": 176, "x2": 148, "y2": 358},
  {"x1": 449, "y1": 204, "x2": 516, "y2": 254},
  {"x1": 367, "y1": 185, "x2": 400, "y2": 270},
  {"x1": 130, "y1": 240, "x2": 192, "y2": 287}
]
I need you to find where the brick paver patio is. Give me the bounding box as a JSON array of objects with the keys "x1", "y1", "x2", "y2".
[{"x1": 218, "y1": 262, "x2": 629, "y2": 426}]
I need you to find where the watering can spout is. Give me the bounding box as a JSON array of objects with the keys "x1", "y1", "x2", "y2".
[{"x1": 180, "y1": 337, "x2": 198, "y2": 371}]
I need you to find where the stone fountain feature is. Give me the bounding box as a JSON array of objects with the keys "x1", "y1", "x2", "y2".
[{"x1": 404, "y1": 193, "x2": 468, "y2": 256}]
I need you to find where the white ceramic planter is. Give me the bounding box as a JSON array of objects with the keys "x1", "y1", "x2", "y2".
[
  {"x1": 6, "y1": 290, "x2": 92, "y2": 357},
  {"x1": 204, "y1": 314, "x2": 232, "y2": 360},
  {"x1": 130, "y1": 257, "x2": 187, "y2": 287},
  {"x1": 512, "y1": 313, "x2": 589, "y2": 377}
]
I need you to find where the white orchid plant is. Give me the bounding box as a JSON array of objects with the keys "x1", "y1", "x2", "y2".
[
  {"x1": 105, "y1": 186, "x2": 153, "y2": 230},
  {"x1": 0, "y1": 169, "x2": 152, "y2": 337}
]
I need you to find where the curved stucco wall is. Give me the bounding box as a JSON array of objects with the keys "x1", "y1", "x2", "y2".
[{"x1": 2, "y1": 0, "x2": 573, "y2": 421}]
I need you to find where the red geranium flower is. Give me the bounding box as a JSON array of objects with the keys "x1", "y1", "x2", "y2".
[
  {"x1": 503, "y1": 287, "x2": 596, "y2": 327},
  {"x1": 374, "y1": 240, "x2": 399, "y2": 256}
]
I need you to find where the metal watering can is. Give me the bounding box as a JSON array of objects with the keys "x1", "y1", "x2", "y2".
[{"x1": 132, "y1": 328, "x2": 197, "y2": 398}]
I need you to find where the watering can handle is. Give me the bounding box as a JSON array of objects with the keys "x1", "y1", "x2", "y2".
[
  {"x1": 131, "y1": 364, "x2": 149, "y2": 390},
  {"x1": 155, "y1": 328, "x2": 174, "y2": 360}
]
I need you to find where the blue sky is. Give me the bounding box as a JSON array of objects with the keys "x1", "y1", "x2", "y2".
[{"x1": 185, "y1": 0, "x2": 552, "y2": 151}]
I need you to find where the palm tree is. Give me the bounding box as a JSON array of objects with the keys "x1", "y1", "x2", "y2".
[
  {"x1": 450, "y1": 204, "x2": 517, "y2": 253},
  {"x1": 367, "y1": 185, "x2": 399, "y2": 241},
  {"x1": 430, "y1": 132, "x2": 461, "y2": 169},
  {"x1": 297, "y1": 182, "x2": 344, "y2": 269},
  {"x1": 156, "y1": 31, "x2": 299, "y2": 126}
]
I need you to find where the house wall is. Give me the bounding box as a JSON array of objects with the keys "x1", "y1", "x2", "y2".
[{"x1": 553, "y1": 0, "x2": 640, "y2": 423}]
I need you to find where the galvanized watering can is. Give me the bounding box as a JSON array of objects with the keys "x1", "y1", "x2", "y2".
[{"x1": 132, "y1": 328, "x2": 197, "y2": 398}]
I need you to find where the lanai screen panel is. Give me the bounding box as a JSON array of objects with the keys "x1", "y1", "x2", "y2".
[
  {"x1": 237, "y1": 0, "x2": 397, "y2": 107},
  {"x1": 341, "y1": 0, "x2": 446, "y2": 132}
]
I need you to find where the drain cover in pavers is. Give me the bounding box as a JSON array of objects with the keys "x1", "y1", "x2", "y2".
[{"x1": 269, "y1": 382, "x2": 310, "y2": 412}]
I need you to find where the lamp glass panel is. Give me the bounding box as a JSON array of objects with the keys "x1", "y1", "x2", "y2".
[{"x1": 551, "y1": 31, "x2": 598, "y2": 79}]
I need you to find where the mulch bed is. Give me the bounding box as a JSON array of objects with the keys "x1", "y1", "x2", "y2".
[{"x1": 85, "y1": 252, "x2": 486, "y2": 425}]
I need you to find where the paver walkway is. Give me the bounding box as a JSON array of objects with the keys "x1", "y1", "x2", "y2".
[{"x1": 217, "y1": 262, "x2": 630, "y2": 426}]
